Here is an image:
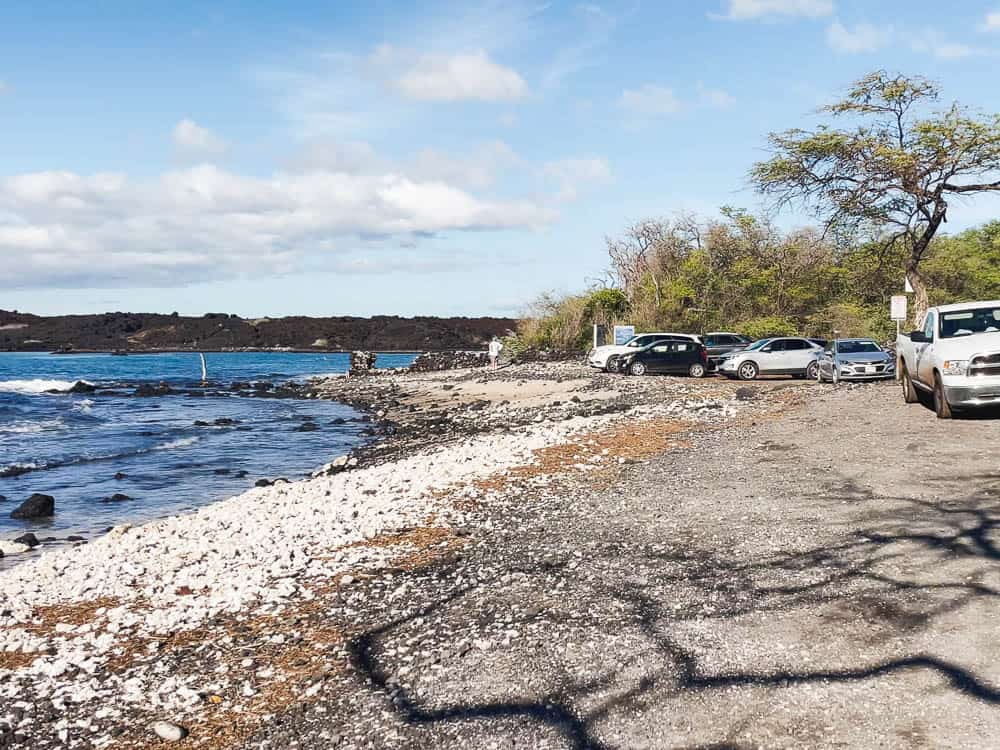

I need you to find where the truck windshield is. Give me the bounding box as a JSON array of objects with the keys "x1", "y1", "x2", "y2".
[{"x1": 939, "y1": 308, "x2": 1000, "y2": 339}]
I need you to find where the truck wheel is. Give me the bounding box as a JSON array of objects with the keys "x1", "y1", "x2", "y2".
[
  {"x1": 737, "y1": 362, "x2": 759, "y2": 381},
  {"x1": 933, "y1": 373, "x2": 953, "y2": 419},
  {"x1": 901, "y1": 363, "x2": 919, "y2": 404}
]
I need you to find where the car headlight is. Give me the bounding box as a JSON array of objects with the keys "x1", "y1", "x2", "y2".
[{"x1": 942, "y1": 360, "x2": 968, "y2": 376}]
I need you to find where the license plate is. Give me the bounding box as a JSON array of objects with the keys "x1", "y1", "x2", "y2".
[{"x1": 865, "y1": 366, "x2": 875, "y2": 373}]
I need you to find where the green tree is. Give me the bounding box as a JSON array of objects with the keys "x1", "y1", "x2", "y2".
[{"x1": 751, "y1": 71, "x2": 1000, "y2": 322}]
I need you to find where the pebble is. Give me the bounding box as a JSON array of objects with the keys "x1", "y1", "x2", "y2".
[{"x1": 151, "y1": 721, "x2": 188, "y2": 741}]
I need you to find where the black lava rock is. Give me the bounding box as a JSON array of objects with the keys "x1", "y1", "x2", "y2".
[
  {"x1": 13, "y1": 532, "x2": 39, "y2": 548},
  {"x1": 67, "y1": 381, "x2": 97, "y2": 394},
  {"x1": 255, "y1": 479, "x2": 272, "y2": 487},
  {"x1": 101, "y1": 493, "x2": 132, "y2": 503},
  {"x1": 296, "y1": 422, "x2": 319, "y2": 432},
  {"x1": 114, "y1": 472, "x2": 127, "y2": 480},
  {"x1": 214, "y1": 468, "x2": 231, "y2": 475},
  {"x1": 66, "y1": 535, "x2": 86, "y2": 542},
  {"x1": 10, "y1": 493, "x2": 55, "y2": 519}
]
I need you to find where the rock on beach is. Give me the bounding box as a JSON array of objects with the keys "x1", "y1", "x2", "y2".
[{"x1": 9, "y1": 493, "x2": 55, "y2": 519}]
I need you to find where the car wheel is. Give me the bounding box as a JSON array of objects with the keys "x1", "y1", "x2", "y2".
[
  {"x1": 688, "y1": 362, "x2": 706, "y2": 378},
  {"x1": 737, "y1": 361, "x2": 758, "y2": 381},
  {"x1": 805, "y1": 361, "x2": 819, "y2": 381},
  {"x1": 933, "y1": 373, "x2": 953, "y2": 419},
  {"x1": 832, "y1": 368, "x2": 840, "y2": 386},
  {"x1": 901, "y1": 363, "x2": 919, "y2": 404},
  {"x1": 629, "y1": 361, "x2": 647, "y2": 376},
  {"x1": 606, "y1": 356, "x2": 620, "y2": 373}
]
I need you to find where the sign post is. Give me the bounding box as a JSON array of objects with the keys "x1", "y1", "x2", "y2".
[{"x1": 891, "y1": 295, "x2": 908, "y2": 337}]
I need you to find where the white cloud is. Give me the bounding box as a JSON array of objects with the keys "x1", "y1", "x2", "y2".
[
  {"x1": 288, "y1": 139, "x2": 521, "y2": 191},
  {"x1": 826, "y1": 20, "x2": 891, "y2": 53},
  {"x1": 697, "y1": 84, "x2": 735, "y2": 109},
  {"x1": 371, "y1": 46, "x2": 527, "y2": 102},
  {"x1": 980, "y1": 10, "x2": 1000, "y2": 32},
  {"x1": 542, "y1": 157, "x2": 612, "y2": 201},
  {"x1": 620, "y1": 84, "x2": 682, "y2": 116},
  {"x1": 0, "y1": 164, "x2": 555, "y2": 289},
  {"x1": 714, "y1": 0, "x2": 834, "y2": 21},
  {"x1": 908, "y1": 30, "x2": 977, "y2": 59},
  {"x1": 172, "y1": 119, "x2": 228, "y2": 157}
]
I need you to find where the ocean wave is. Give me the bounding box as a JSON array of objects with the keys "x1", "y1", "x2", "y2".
[
  {"x1": 0, "y1": 379, "x2": 92, "y2": 395},
  {"x1": 0, "y1": 435, "x2": 199, "y2": 478},
  {"x1": 0, "y1": 418, "x2": 64, "y2": 434},
  {"x1": 72, "y1": 399, "x2": 95, "y2": 414}
]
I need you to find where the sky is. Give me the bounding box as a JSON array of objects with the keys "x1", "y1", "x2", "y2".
[{"x1": 3, "y1": 0, "x2": 1000, "y2": 317}]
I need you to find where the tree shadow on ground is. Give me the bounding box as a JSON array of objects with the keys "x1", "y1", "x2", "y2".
[{"x1": 343, "y1": 477, "x2": 1000, "y2": 748}]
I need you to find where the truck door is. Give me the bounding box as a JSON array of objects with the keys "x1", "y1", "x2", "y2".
[{"x1": 915, "y1": 311, "x2": 936, "y2": 386}]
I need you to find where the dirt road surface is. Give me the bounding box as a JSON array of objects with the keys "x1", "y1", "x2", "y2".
[{"x1": 255, "y1": 378, "x2": 1000, "y2": 749}]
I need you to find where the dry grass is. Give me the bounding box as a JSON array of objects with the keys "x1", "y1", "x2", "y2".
[{"x1": 471, "y1": 417, "x2": 695, "y2": 498}]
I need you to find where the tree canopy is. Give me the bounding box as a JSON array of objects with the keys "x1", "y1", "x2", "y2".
[{"x1": 751, "y1": 71, "x2": 1000, "y2": 322}]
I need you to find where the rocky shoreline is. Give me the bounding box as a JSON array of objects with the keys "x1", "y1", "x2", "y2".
[{"x1": 0, "y1": 363, "x2": 804, "y2": 749}]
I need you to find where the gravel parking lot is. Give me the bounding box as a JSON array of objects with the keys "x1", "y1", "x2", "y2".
[{"x1": 265, "y1": 376, "x2": 1000, "y2": 749}]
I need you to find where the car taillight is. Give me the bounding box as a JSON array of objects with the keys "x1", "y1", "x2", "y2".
[{"x1": 700, "y1": 348, "x2": 708, "y2": 362}]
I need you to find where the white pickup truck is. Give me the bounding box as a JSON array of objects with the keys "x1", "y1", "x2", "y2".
[{"x1": 897, "y1": 300, "x2": 1000, "y2": 418}]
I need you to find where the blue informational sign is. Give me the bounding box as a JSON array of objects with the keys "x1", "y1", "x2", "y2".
[{"x1": 613, "y1": 325, "x2": 635, "y2": 345}]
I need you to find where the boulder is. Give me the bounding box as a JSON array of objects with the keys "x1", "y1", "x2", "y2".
[
  {"x1": 10, "y1": 493, "x2": 55, "y2": 519},
  {"x1": 114, "y1": 472, "x2": 127, "y2": 480},
  {"x1": 295, "y1": 422, "x2": 319, "y2": 432},
  {"x1": 67, "y1": 381, "x2": 97, "y2": 394}
]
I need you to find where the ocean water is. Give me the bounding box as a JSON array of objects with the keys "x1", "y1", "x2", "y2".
[{"x1": 0, "y1": 351, "x2": 416, "y2": 556}]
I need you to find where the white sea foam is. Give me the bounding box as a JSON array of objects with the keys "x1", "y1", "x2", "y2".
[
  {"x1": 154, "y1": 436, "x2": 199, "y2": 451},
  {"x1": 0, "y1": 379, "x2": 89, "y2": 395},
  {"x1": 72, "y1": 399, "x2": 94, "y2": 414}
]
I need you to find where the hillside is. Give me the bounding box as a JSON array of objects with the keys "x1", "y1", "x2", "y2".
[{"x1": 0, "y1": 310, "x2": 517, "y2": 352}]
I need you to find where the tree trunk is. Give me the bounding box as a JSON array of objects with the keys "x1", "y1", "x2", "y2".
[{"x1": 906, "y1": 263, "x2": 929, "y2": 327}]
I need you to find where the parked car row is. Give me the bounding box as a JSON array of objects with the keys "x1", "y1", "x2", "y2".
[{"x1": 588, "y1": 331, "x2": 897, "y2": 382}]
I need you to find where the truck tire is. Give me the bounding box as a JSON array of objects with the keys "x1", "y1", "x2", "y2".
[
  {"x1": 933, "y1": 373, "x2": 953, "y2": 419},
  {"x1": 901, "y1": 363, "x2": 919, "y2": 404}
]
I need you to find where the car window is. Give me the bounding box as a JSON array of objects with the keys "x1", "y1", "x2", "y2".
[
  {"x1": 703, "y1": 336, "x2": 718, "y2": 346},
  {"x1": 825, "y1": 343, "x2": 834, "y2": 354},
  {"x1": 923, "y1": 312, "x2": 935, "y2": 340},
  {"x1": 767, "y1": 340, "x2": 786, "y2": 352},
  {"x1": 650, "y1": 344, "x2": 670, "y2": 353},
  {"x1": 676, "y1": 342, "x2": 692, "y2": 351},
  {"x1": 839, "y1": 340, "x2": 881, "y2": 354},
  {"x1": 785, "y1": 339, "x2": 808, "y2": 351}
]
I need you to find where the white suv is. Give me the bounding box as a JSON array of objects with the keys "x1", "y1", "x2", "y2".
[
  {"x1": 588, "y1": 333, "x2": 700, "y2": 371},
  {"x1": 718, "y1": 337, "x2": 822, "y2": 380}
]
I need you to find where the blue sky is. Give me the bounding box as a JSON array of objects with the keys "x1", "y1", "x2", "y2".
[{"x1": 3, "y1": 0, "x2": 1000, "y2": 317}]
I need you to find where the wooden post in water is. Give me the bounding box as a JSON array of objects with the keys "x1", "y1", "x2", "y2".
[{"x1": 199, "y1": 352, "x2": 208, "y2": 384}]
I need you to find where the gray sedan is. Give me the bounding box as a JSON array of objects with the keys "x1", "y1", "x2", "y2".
[{"x1": 815, "y1": 339, "x2": 896, "y2": 383}]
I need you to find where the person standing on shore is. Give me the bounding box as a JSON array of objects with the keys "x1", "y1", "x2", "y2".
[{"x1": 488, "y1": 336, "x2": 503, "y2": 370}]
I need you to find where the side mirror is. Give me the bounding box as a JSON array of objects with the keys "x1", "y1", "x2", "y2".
[{"x1": 909, "y1": 331, "x2": 930, "y2": 343}]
